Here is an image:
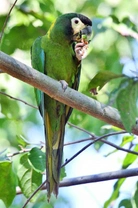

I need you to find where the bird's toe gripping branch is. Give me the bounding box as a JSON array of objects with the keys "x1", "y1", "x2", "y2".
[
  {"x1": 75, "y1": 42, "x2": 88, "y2": 61},
  {"x1": 60, "y1": 80, "x2": 69, "y2": 91}
]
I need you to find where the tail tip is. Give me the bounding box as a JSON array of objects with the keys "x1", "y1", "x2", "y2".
[{"x1": 47, "y1": 184, "x2": 59, "y2": 202}]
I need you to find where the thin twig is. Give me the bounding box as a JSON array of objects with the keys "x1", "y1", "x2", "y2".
[
  {"x1": 7, "y1": 145, "x2": 43, "y2": 157},
  {"x1": 100, "y1": 138, "x2": 138, "y2": 155},
  {"x1": 66, "y1": 123, "x2": 138, "y2": 155},
  {"x1": 61, "y1": 131, "x2": 127, "y2": 168},
  {"x1": 7, "y1": 148, "x2": 31, "y2": 157},
  {"x1": 0, "y1": 0, "x2": 18, "y2": 47},
  {"x1": 0, "y1": 91, "x2": 38, "y2": 109},
  {"x1": 64, "y1": 137, "x2": 92, "y2": 146},
  {"x1": 62, "y1": 140, "x2": 98, "y2": 168},
  {"x1": 64, "y1": 136, "x2": 138, "y2": 155},
  {"x1": 22, "y1": 181, "x2": 46, "y2": 208},
  {"x1": 6, "y1": 133, "x2": 137, "y2": 158},
  {"x1": 68, "y1": 122, "x2": 95, "y2": 136}
]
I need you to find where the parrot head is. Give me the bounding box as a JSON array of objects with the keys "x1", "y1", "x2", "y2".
[
  {"x1": 49, "y1": 13, "x2": 92, "y2": 43},
  {"x1": 70, "y1": 13, "x2": 92, "y2": 35}
]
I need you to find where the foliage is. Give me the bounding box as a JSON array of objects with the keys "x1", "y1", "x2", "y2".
[
  {"x1": 116, "y1": 79, "x2": 138, "y2": 133},
  {"x1": 0, "y1": 0, "x2": 138, "y2": 207},
  {"x1": 88, "y1": 73, "x2": 138, "y2": 133},
  {"x1": 0, "y1": 160, "x2": 16, "y2": 207},
  {"x1": 88, "y1": 70, "x2": 124, "y2": 94},
  {"x1": 17, "y1": 153, "x2": 42, "y2": 200}
]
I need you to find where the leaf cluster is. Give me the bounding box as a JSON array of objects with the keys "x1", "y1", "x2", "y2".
[{"x1": 0, "y1": 147, "x2": 43, "y2": 207}]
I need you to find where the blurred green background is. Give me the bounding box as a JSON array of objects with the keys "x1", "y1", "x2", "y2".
[{"x1": 0, "y1": 0, "x2": 138, "y2": 207}]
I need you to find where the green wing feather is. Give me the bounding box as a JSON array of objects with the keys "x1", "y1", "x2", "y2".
[{"x1": 31, "y1": 37, "x2": 45, "y2": 117}]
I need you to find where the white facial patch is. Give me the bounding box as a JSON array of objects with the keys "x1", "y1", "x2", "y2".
[{"x1": 71, "y1": 17, "x2": 85, "y2": 35}]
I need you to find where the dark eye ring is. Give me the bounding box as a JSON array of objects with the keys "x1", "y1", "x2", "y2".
[{"x1": 74, "y1": 19, "x2": 79, "y2": 24}]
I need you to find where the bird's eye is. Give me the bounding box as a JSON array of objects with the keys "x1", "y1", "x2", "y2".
[{"x1": 74, "y1": 19, "x2": 79, "y2": 24}]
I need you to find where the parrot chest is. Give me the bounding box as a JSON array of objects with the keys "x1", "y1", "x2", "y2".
[{"x1": 42, "y1": 38, "x2": 79, "y2": 86}]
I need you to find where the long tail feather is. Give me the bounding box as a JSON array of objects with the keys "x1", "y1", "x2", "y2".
[{"x1": 44, "y1": 97, "x2": 66, "y2": 200}]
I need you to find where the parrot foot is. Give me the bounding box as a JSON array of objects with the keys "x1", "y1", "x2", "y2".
[
  {"x1": 75, "y1": 42, "x2": 88, "y2": 61},
  {"x1": 60, "y1": 80, "x2": 68, "y2": 91}
]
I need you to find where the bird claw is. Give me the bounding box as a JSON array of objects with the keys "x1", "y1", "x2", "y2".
[
  {"x1": 75, "y1": 42, "x2": 88, "y2": 61},
  {"x1": 60, "y1": 80, "x2": 68, "y2": 91}
]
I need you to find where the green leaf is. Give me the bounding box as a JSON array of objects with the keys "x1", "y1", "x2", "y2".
[
  {"x1": 16, "y1": 135, "x2": 30, "y2": 148},
  {"x1": 60, "y1": 166, "x2": 66, "y2": 180},
  {"x1": 88, "y1": 71, "x2": 124, "y2": 94},
  {"x1": 117, "y1": 80, "x2": 138, "y2": 133},
  {"x1": 119, "y1": 199, "x2": 133, "y2": 208},
  {"x1": 1, "y1": 25, "x2": 35, "y2": 54},
  {"x1": 28, "y1": 147, "x2": 66, "y2": 180},
  {"x1": 0, "y1": 93, "x2": 20, "y2": 119},
  {"x1": 122, "y1": 144, "x2": 138, "y2": 169},
  {"x1": 0, "y1": 161, "x2": 16, "y2": 207},
  {"x1": 105, "y1": 135, "x2": 134, "y2": 157},
  {"x1": 110, "y1": 15, "x2": 120, "y2": 24},
  {"x1": 134, "y1": 182, "x2": 138, "y2": 206},
  {"x1": 121, "y1": 135, "x2": 134, "y2": 146},
  {"x1": 17, "y1": 153, "x2": 42, "y2": 200},
  {"x1": 104, "y1": 178, "x2": 125, "y2": 208},
  {"x1": 122, "y1": 17, "x2": 136, "y2": 29},
  {"x1": 28, "y1": 147, "x2": 46, "y2": 173}
]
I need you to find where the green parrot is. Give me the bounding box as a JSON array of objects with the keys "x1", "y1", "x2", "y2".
[{"x1": 31, "y1": 13, "x2": 92, "y2": 200}]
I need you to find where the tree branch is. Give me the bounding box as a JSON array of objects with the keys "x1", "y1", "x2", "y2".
[
  {"x1": 16, "y1": 168, "x2": 138, "y2": 195},
  {"x1": 60, "y1": 168, "x2": 138, "y2": 187},
  {"x1": 0, "y1": 51, "x2": 138, "y2": 135}
]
